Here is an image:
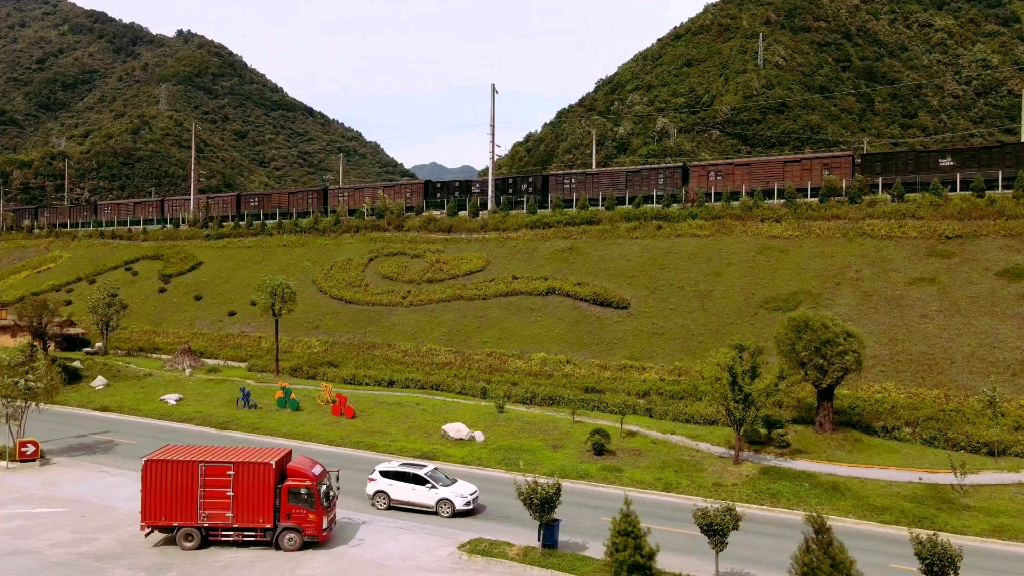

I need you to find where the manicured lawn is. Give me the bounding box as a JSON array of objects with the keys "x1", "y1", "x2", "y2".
[
  {"x1": 1, "y1": 231, "x2": 1023, "y2": 392},
  {"x1": 457, "y1": 538, "x2": 687, "y2": 576},
  {"x1": 54, "y1": 355, "x2": 1024, "y2": 542}
]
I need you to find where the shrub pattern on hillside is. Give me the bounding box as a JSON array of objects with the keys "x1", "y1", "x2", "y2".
[{"x1": 313, "y1": 246, "x2": 630, "y2": 309}]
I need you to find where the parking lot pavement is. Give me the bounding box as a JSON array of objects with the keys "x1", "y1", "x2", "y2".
[{"x1": 0, "y1": 459, "x2": 528, "y2": 576}]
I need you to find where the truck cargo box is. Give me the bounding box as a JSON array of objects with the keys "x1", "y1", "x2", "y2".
[{"x1": 141, "y1": 445, "x2": 292, "y2": 529}]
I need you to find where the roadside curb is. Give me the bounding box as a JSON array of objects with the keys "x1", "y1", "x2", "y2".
[
  {"x1": 454, "y1": 551, "x2": 572, "y2": 575},
  {"x1": 46, "y1": 405, "x2": 1024, "y2": 551}
]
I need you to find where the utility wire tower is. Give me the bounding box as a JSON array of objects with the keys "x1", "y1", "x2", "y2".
[
  {"x1": 758, "y1": 33, "x2": 764, "y2": 69},
  {"x1": 488, "y1": 83, "x2": 497, "y2": 212},
  {"x1": 189, "y1": 122, "x2": 197, "y2": 216}
]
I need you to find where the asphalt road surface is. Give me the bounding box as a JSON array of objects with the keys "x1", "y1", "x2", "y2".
[{"x1": 14, "y1": 408, "x2": 1024, "y2": 576}]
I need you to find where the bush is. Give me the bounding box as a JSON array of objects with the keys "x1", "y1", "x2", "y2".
[
  {"x1": 193, "y1": 294, "x2": 203, "y2": 302},
  {"x1": 909, "y1": 531, "x2": 963, "y2": 576},
  {"x1": 789, "y1": 513, "x2": 863, "y2": 576},
  {"x1": 819, "y1": 176, "x2": 841, "y2": 204},
  {"x1": 970, "y1": 174, "x2": 986, "y2": 199},
  {"x1": 783, "y1": 183, "x2": 799, "y2": 205},
  {"x1": 468, "y1": 199, "x2": 481, "y2": 218},
  {"x1": 445, "y1": 200, "x2": 458, "y2": 218},
  {"x1": 577, "y1": 196, "x2": 590, "y2": 211},
  {"x1": 86, "y1": 277, "x2": 97, "y2": 285},
  {"x1": 928, "y1": 178, "x2": 947, "y2": 199},
  {"x1": 493, "y1": 386, "x2": 509, "y2": 414},
  {"x1": 64, "y1": 286, "x2": 74, "y2": 293},
  {"x1": 227, "y1": 310, "x2": 237, "y2": 317},
  {"x1": 124, "y1": 266, "x2": 133, "y2": 272},
  {"x1": 250, "y1": 299, "x2": 258, "y2": 306},
  {"x1": 551, "y1": 196, "x2": 564, "y2": 211},
  {"x1": 526, "y1": 197, "x2": 538, "y2": 215},
  {"x1": 130, "y1": 270, "x2": 139, "y2": 277},
  {"x1": 632, "y1": 195, "x2": 644, "y2": 209},
  {"x1": 499, "y1": 196, "x2": 512, "y2": 213},
  {"x1": 587, "y1": 427, "x2": 611, "y2": 456},
  {"x1": 158, "y1": 286, "x2": 167, "y2": 294},
  {"x1": 605, "y1": 194, "x2": 617, "y2": 211},
  {"x1": 605, "y1": 495, "x2": 659, "y2": 576},
  {"x1": 1013, "y1": 171, "x2": 1024, "y2": 201},
  {"x1": 847, "y1": 175, "x2": 867, "y2": 205},
  {"x1": 890, "y1": 179, "x2": 906, "y2": 203},
  {"x1": 661, "y1": 192, "x2": 675, "y2": 208},
  {"x1": 514, "y1": 476, "x2": 562, "y2": 526},
  {"x1": 61, "y1": 298, "x2": 72, "y2": 307}
]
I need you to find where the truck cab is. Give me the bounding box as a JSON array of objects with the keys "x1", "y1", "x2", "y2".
[{"x1": 276, "y1": 455, "x2": 337, "y2": 550}]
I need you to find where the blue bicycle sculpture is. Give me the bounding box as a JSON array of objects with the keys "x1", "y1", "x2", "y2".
[{"x1": 236, "y1": 387, "x2": 258, "y2": 409}]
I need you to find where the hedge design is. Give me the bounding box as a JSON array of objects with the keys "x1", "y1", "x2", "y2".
[
  {"x1": 313, "y1": 246, "x2": 630, "y2": 309},
  {"x1": 0, "y1": 248, "x2": 203, "y2": 305}
]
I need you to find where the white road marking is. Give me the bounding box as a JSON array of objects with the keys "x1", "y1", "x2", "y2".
[
  {"x1": 890, "y1": 565, "x2": 917, "y2": 572},
  {"x1": 91, "y1": 435, "x2": 136, "y2": 444},
  {"x1": 1, "y1": 509, "x2": 71, "y2": 513},
  {"x1": 601, "y1": 517, "x2": 701, "y2": 536}
]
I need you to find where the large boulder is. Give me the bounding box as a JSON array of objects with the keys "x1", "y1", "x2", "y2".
[
  {"x1": 89, "y1": 376, "x2": 108, "y2": 389},
  {"x1": 472, "y1": 431, "x2": 485, "y2": 443},
  {"x1": 159, "y1": 393, "x2": 184, "y2": 405},
  {"x1": 441, "y1": 422, "x2": 473, "y2": 441}
]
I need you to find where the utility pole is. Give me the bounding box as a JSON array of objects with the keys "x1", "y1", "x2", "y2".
[
  {"x1": 863, "y1": 138, "x2": 868, "y2": 154},
  {"x1": 488, "y1": 83, "x2": 497, "y2": 212},
  {"x1": 758, "y1": 33, "x2": 764, "y2": 69},
  {"x1": 1, "y1": 183, "x2": 4, "y2": 232},
  {"x1": 592, "y1": 128, "x2": 597, "y2": 170},
  {"x1": 1020, "y1": 90, "x2": 1023, "y2": 143},
  {"x1": 64, "y1": 158, "x2": 70, "y2": 205},
  {"x1": 189, "y1": 122, "x2": 196, "y2": 216},
  {"x1": 339, "y1": 153, "x2": 344, "y2": 186}
]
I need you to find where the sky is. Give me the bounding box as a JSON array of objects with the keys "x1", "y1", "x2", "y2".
[{"x1": 76, "y1": 0, "x2": 709, "y2": 170}]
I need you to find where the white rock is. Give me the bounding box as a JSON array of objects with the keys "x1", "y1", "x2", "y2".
[
  {"x1": 89, "y1": 376, "x2": 108, "y2": 389},
  {"x1": 441, "y1": 422, "x2": 473, "y2": 441},
  {"x1": 184, "y1": 369, "x2": 192, "y2": 377},
  {"x1": 71, "y1": 360, "x2": 83, "y2": 368},
  {"x1": 159, "y1": 393, "x2": 184, "y2": 405},
  {"x1": 472, "y1": 431, "x2": 485, "y2": 443}
]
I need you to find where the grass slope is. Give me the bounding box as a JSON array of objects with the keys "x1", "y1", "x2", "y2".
[
  {"x1": 5, "y1": 230, "x2": 1024, "y2": 392},
  {"x1": 0, "y1": 0, "x2": 414, "y2": 204},
  {"x1": 53, "y1": 355, "x2": 1024, "y2": 542}
]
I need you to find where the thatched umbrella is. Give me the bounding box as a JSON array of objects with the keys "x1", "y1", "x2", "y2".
[{"x1": 165, "y1": 344, "x2": 203, "y2": 371}]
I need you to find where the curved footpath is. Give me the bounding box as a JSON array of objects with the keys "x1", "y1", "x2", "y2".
[{"x1": 123, "y1": 358, "x2": 1024, "y2": 485}]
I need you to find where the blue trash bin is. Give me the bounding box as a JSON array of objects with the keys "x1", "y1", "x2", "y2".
[{"x1": 538, "y1": 519, "x2": 561, "y2": 550}]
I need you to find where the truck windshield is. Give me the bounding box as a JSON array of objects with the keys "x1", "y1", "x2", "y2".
[
  {"x1": 425, "y1": 468, "x2": 457, "y2": 488},
  {"x1": 318, "y1": 477, "x2": 336, "y2": 508}
]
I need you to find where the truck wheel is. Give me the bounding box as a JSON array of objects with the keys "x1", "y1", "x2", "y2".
[
  {"x1": 371, "y1": 492, "x2": 390, "y2": 511},
  {"x1": 175, "y1": 527, "x2": 202, "y2": 551},
  {"x1": 277, "y1": 529, "x2": 303, "y2": 552},
  {"x1": 436, "y1": 499, "x2": 455, "y2": 518}
]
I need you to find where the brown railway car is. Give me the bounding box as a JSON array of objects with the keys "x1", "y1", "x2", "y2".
[
  {"x1": 97, "y1": 200, "x2": 134, "y2": 223},
  {"x1": 548, "y1": 165, "x2": 686, "y2": 206},
  {"x1": 859, "y1": 142, "x2": 1024, "y2": 193},
  {"x1": 288, "y1": 189, "x2": 324, "y2": 215},
  {"x1": 164, "y1": 196, "x2": 192, "y2": 221},
  {"x1": 689, "y1": 152, "x2": 854, "y2": 200},
  {"x1": 240, "y1": 191, "x2": 273, "y2": 216},
  {"x1": 133, "y1": 199, "x2": 163, "y2": 221},
  {"x1": 38, "y1": 206, "x2": 70, "y2": 227},
  {"x1": 203, "y1": 193, "x2": 240, "y2": 219},
  {"x1": 12, "y1": 207, "x2": 37, "y2": 226}
]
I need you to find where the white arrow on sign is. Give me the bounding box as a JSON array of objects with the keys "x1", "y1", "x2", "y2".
[{"x1": 20, "y1": 444, "x2": 37, "y2": 456}]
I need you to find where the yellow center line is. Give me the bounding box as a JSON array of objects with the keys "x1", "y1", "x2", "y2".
[
  {"x1": 889, "y1": 565, "x2": 917, "y2": 572},
  {"x1": 91, "y1": 435, "x2": 136, "y2": 444},
  {"x1": 601, "y1": 517, "x2": 700, "y2": 536}
]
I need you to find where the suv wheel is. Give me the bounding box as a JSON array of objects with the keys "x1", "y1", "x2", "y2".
[
  {"x1": 372, "y1": 492, "x2": 391, "y2": 511},
  {"x1": 436, "y1": 499, "x2": 455, "y2": 518}
]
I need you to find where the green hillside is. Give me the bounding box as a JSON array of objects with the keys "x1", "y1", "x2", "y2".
[
  {"x1": 498, "y1": 0, "x2": 1024, "y2": 174},
  {"x1": 0, "y1": 0, "x2": 415, "y2": 205}
]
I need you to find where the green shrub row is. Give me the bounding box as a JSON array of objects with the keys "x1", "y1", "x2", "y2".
[
  {"x1": 114, "y1": 327, "x2": 1024, "y2": 458},
  {"x1": 0, "y1": 251, "x2": 70, "y2": 284},
  {"x1": 0, "y1": 248, "x2": 203, "y2": 305},
  {"x1": 312, "y1": 247, "x2": 630, "y2": 309},
  {"x1": 375, "y1": 248, "x2": 489, "y2": 284}
]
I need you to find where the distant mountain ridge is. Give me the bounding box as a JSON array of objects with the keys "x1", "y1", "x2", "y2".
[
  {"x1": 409, "y1": 162, "x2": 479, "y2": 181},
  {"x1": 0, "y1": 0, "x2": 415, "y2": 205},
  {"x1": 497, "y1": 0, "x2": 1024, "y2": 175}
]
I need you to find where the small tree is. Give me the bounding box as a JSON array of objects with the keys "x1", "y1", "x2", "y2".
[
  {"x1": 577, "y1": 196, "x2": 590, "y2": 211},
  {"x1": 564, "y1": 389, "x2": 584, "y2": 424},
  {"x1": 969, "y1": 174, "x2": 986, "y2": 199},
  {"x1": 13, "y1": 296, "x2": 70, "y2": 356},
  {"x1": 551, "y1": 196, "x2": 564, "y2": 211},
  {"x1": 514, "y1": 475, "x2": 562, "y2": 530},
  {"x1": 632, "y1": 195, "x2": 644, "y2": 209},
  {"x1": 499, "y1": 196, "x2": 512, "y2": 213},
  {"x1": 445, "y1": 200, "x2": 458, "y2": 218},
  {"x1": 526, "y1": 197, "x2": 538, "y2": 215},
  {"x1": 605, "y1": 495, "x2": 659, "y2": 576},
  {"x1": 1013, "y1": 171, "x2": 1024, "y2": 201},
  {"x1": 692, "y1": 502, "x2": 743, "y2": 576},
  {"x1": 253, "y1": 276, "x2": 298, "y2": 376},
  {"x1": 783, "y1": 183, "x2": 799, "y2": 206},
  {"x1": 468, "y1": 199, "x2": 481, "y2": 218},
  {"x1": 788, "y1": 513, "x2": 863, "y2": 576},
  {"x1": 660, "y1": 191, "x2": 674, "y2": 208},
  {"x1": 981, "y1": 384, "x2": 1004, "y2": 459},
  {"x1": 847, "y1": 175, "x2": 867, "y2": 205},
  {"x1": 587, "y1": 426, "x2": 611, "y2": 456},
  {"x1": 928, "y1": 178, "x2": 947, "y2": 199},
  {"x1": 909, "y1": 531, "x2": 963, "y2": 576},
  {"x1": 705, "y1": 342, "x2": 777, "y2": 464},
  {"x1": 890, "y1": 179, "x2": 906, "y2": 203},
  {"x1": 86, "y1": 283, "x2": 128, "y2": 355},
  {"x1": 818, "y1": 176, "x2": 841, "y2": 204},
  {"x1": 608, "y1": 394, "x2": 635, "y2": 437},
  {"x1": 605, "y1": 194, "x2": 617, "y2": 211},
  {"x1": 947, "y1": 452, "x2": 973, "y2": 496},
  {"x1": 0, "y1": 344, "x2": 64, "y2": 456},
  {"x1": 775, "y1": 311, "x2": 864, "y2": 434}
]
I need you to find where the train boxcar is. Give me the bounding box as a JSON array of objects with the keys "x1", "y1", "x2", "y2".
[
  {"x1": 547, "y1": 165, "x2": 686, "y2": 207},
  {"x1": 859, "y1": 142, "x2": 1024, "y2": 194},
  {"x1": 97, "y1": 200, "x2": 134, "y2": 223},
  {"x1": 38, "y1": 206, "x2": 70, "y2": 228},
  {"x1": 133, "y1": 199, "x2": 163, "y2": 222},
  {"x1": 164, "y1": 196, "x2": 192, "y2": 222},
  {"x1": 239, "y1": 191, "x2": 273, "y2": 217},
  {"x1": 12, "y1": 206, "x2": 37, "y2": 227},
  {"x1": 383, "y1": 180, "x2": 425, "y2": 212},
  {"x1": 288, "y1": 189, "x2": 324, "y2": 217},
  {"x1": 204, "y1": 193, "x2": 240, "y2": 220},
  {"x1": 689, "y1": 152, "x2": 854, "y2": 201}
]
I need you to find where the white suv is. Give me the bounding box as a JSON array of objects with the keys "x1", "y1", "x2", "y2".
[{"x1": 365, "y1": 461, "x2": 479, "y2": 518}]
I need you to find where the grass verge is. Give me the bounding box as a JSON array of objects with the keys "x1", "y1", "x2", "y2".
[
  {"x1": 54, "y1": 355, "x2": 1024, "y2": 542},
  {"x1": 457, "y1": 538, "x2": 687, "y2": 576}
]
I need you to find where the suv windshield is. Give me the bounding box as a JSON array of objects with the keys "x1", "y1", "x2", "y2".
[
  {"x1": 318, "y1": 477, "x2": 336, "y2": 508},
  {"x1": 424, "y1": 468, "x2": 457, "y2": 488}
]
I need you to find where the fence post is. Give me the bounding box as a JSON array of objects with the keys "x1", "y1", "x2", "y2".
[
  {"x1": 999, "y1": 170, "x2": 1003, "y2": 193},
  {"x1": 774, "y1": 183, "x2": 778, "y2": 202},
  {"x1": 878, "y1": 177, "x2": 882, "y2": 195},
  {"x1": 807, "y1": 181, "x2": 811, "y2": 200},
  {"x1": 957, "y1": 173, "x2": 960, "y2": 194}
]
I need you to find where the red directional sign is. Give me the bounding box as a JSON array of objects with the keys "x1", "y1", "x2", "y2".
[{"x1": 16, "y1": 438, "x2": 41, "y2": 462}]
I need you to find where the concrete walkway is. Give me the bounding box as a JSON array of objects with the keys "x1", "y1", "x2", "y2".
[{"x1": 114, "y1": 359, "x2": 1024, "y2": 485}]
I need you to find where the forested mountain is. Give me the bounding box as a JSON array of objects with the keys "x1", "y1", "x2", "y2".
[
  {"x1": 0, "y1": 0, "x2": 415, "y2": 205},
  {"x1": 497, "y1": 0, "x2": 1024, "y2": 175},
  {"x1": 409, "y1": 162, "x2": 479, "y2": 181}
]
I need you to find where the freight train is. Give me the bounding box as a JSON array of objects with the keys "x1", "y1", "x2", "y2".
[{"x1": 6, "y1": 141, "x2": 1023, "y2": 229}]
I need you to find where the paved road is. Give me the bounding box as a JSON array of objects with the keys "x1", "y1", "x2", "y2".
[{"x1": 17, "y1": 408, "x2": 1024, "y2": 576}]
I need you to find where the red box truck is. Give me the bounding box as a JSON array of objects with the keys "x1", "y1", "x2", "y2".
[{"x1": 140, "y1": 445, "x2": 337, "y2": 552}]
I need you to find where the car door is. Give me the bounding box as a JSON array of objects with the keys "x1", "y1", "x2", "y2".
[
  {"x1": 380, "y1": 470, "x2": 412, "y2": 506},
  {"x1": 405, "y1": 473, "x2": 437, "y2": 509},
  {"x1": 282, "y1": 485, "x2": 319, "y2": 536}
]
